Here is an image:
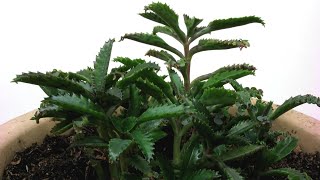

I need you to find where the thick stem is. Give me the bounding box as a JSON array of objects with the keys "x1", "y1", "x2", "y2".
[
  {"x1": 183, "y1": 43, "x2": 191, "y2": 91},
  {"x1": 173, "y1": 133, "x2": 182, "y2": 166}
]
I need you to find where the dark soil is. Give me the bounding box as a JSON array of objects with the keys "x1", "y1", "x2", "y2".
[
  {"x1": 3, "y1": 135, "x2": 320, "y2": 179},
  {"x1": 3, "y1": 136, "x2": 96, "y2": 180}
]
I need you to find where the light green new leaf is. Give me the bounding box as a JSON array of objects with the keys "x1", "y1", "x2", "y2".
[
  {"x1": 261, "y1": 168, "x2": 312, "y2": 180},
  {"x1": 145, "y1": 2, "x2": 186, "y2": 42},
  {"x1": 200, "y1": 87, "x2": 237, "y2": 106},
  {"x1": 269, "y1": 94, "x2": 320, "y2": 120},
  {"x1": 44, "y1": 94, "x2": 105, "y2": 119},
  {"x1": 183, "y1": 14, "x2": 203, "y2": 37},
  {"x1": 191, "y1": 16, "x2": 264, "y2": 42},
  {"x1": 121, "y1": 33, "x2": 183, "y2": 58},
  {"x1": 108, "y1": 138, "x2": 132, "y2": 162},
  {"x1": 138, "y1": 104, "x2": 185, "y2": 123},
  {"x1": 131, "y1": 130, "x2": 155, "y2": 161},
  {"x1": 220, "y1": 145, "x2": 264, "y2": 162},
  {"x1": 93, "y1": 39, "x2": 114, "y2": 92},
  {"x1": 190, "y1": 39, "x2": 250, "y2": 57},
  {"x1": 13, "y1": 72, "x2": 93, "y2": 99},
  {"x1": 117, "y1": 62, "x2": 160, "y2": 88}
]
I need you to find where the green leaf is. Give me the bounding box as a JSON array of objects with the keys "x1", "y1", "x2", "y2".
[
  {"x1": 200, "y1": 87, "x2": 237, "y2": 106},
  {"x1": 146, "y1": 49, "x2": 177, "y2": 63},
  {"x1": 138, "y1": 104, "x2": 185, "y2": 123},
  {"x1": 217, "y1": 161, "x2": 244, "y2": 180},
  {"x1": 203, "y1": 64, "x2": 256, "y2": 88},
  {"x1": 108, "y1": 138, "x2": 132, "y2": 162},
  {"x1": 147, "y1": 130, "x2": 167, "y2": 142},
  {"x1": 157, "y1": 155, "x2": 175, "y2": 180},
  {"x1": 77, "y1": 67, "x2": 93, "y2": 83},
  {"x1": 191, "y1": 16, "x2": 264, "y2": 42},
  {"x1": 168, "y1": 69, "x2": 185, "y2": 96},
  {"x1": 131, "y1": 130, "x2": 155, "y2": 161},
  {"x1": 50, "y1": 119, "x2": 73, "y2": 135},
  {"x1": 145, "y1": 71, "x2": 176, "y2": 103},
  {"x1": 183, "y1": 14, "x2": 203, "y2": 37},
  {"x1": 261, "y1": 168, "x2": 311, "y2": 180},
  {"x1": 144, "y1": 2, "x2": 186, "y2": 42},
  {"x1": 135, "y1": 77, "x2": 164, "y2": 102},
  {"x1": 139, "y1": 12, "x2": 169, "y2": 26},
  {"x1": 31, "y1": 104, "x2": 71, "y2": 122},
  {"x1": 128, "y1": 85, "x2": 141, "y2": 117},
  {"x1": 227, "y1": 121, "x2": 257, "y2": 137},
  {"x1": 263, "y1": 136, "x2": 298, "y2": 165},
  {"x1": 180, "y1": 137, "x2": 203, "y2": 175},
  {"x1": 72, "y1": 136, "x2": 108, "y2": 147},
  {"x1": 13, "y1": 72, "x2": 93, "y2": 99},
  {"x1": 121, "y1": 33, "x2": 183, "y2": 58},
  {"x1": 269, "y1": 94, "x2": 320, "y2": 120},
  {"x1": 111, "y1": 117, "x2": 137, "y2": 133},
  {"x1": 190, "y1": 39, "x2": 250, "y2": 57},
  {"x1": 93, "y1": 39, "x2": 114, "y2": 92},
  {"x1": 185, "y1": 169, "x2": 220, "y2": 180},
  {"x1": 44, "y1": 94, "x2": 105, "y2": 119},
  {"x1": 153, "y1": 26, "x2": 181, "y2": 43},
  {"x1": 129, "y1": 155, "x2": 152, "y2": 175},
  {"x1": 117, "y1": 62, "x2": 160, "y2": 88},
  {"x1": 113, "y1": 57, "x2": 145, "y2": 68},
  {"x1": 193, "y1": 120, "x2": 223, "y2": 145},
  {"x1": 220, "y1": 145, "x2": 264, "y2": 162}
]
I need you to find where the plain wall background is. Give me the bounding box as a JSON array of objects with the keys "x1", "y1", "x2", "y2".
[{"x1": 1, "y1": 0, "x2": 319, "y2": 124}]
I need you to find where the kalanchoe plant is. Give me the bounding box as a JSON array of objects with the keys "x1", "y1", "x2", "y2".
[{"x1": 13, "y1": 2, "x2": 320, "y2": 180}]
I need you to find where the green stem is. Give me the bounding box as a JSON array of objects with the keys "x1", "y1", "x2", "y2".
[
  {"x1": 173, "y1": 133, "x2": 182, "y2": 166},
  {"x1": 109, "y1": 163, "x2": 120, "y2": 180}
]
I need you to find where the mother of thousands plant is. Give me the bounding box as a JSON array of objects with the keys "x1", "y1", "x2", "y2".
[{"x1": 13, "y1": 2, "x2": 320, "y2": 180}]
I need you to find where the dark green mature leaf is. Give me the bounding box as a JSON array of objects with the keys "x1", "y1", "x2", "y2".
[
  {"x1": 93, "y1": 39, "x2": 114, "y2": 92},
  {"x1": 138, "y1": 104, "x2": 185, "y2": 123},
  {"x1": 203, "y1": 65, "x2": 255, "y2": 88},
  {"x1": 32, "y1": 104, "x2": 69, "y2": 122},
  {"x1": 140, "y1": 12, "x2": 169, "y2": 26},
  {"x1": 72, "y1": 136, "x2": 108, "y2": 147},
  {"x1": 113, "y1": 57, "x2": 145, "y2": 69},
  {"x1": 131, "y1": 130, "x2": 155, "y2": 161},
  {"x1": 200, "y1": 87, "x2": 237, "y2": 106},
  {"x1": 44, "y1": 94, "x2": 105, "y2": 119},
  {"x1": 261, "y1": 168, "x2": 311, "y2": 180},
  {"x1": 191, "y1": 16, "x2": 264, "y2": 42},
  {"x1": 129, "y1": 155, "x2": 152, "y2": 175},
  {"x1": 77, "y1": 67, "x2": 93, "y2": 83},
  {"x1": 147, "y1": 130, "x2": 167, "y2": 142},
  {"x1": 146, "y1": 49, "x2": 177, "y2": 63},
  {"x1": 263, "y1": 136, "x2": 298, "y2": 165},
  {"x1": 168, "y1": 69, "x2": 185, "y2": 96},
  {"x1": 146, "y1": 71, "x2": 176, "y2": 103},
  {"x1": 185, "y1": 169, "x2": 220, "y2": 180},
  {"x1": 128, "y1": 85, "x2": 141, "y2": 117},
  {"x1": 111, "y1": 117, "x2": 137, "y2": 133},
  {"x1": 157, "y1": 155, "x2": 175, "y2": 180},
  {"x1": 193, "y1": 120, "x2": 222, "y2": 144},
  {"x1": 190, "y1": 39, "x2": 250, "y2": 57},
  {"x1": 13, "y1": 72, "x2": 93, "y2": 99},
  {"x1": 269, "y1": 94, "x2": 320, "y2": 120},
  {"x1": 117, "y1": 62, "x2": 160, "y2": 88},
  {"x1": 144, "y1": 2, "x2": 186, "y2": 42},
  {"x1": 184, "y1": 14, "x2": 203, "y2": 37},
  {"x1": 217, "y1": 161, "x2": 244, "y2": 180},
  {"x1": 220, "y1": 145, "x2": 264, "y2": 162},
  {"x1": 153, "y1": 26, "x2": 181, "y2": 43},
  {"x1": 227, "y1": 121, "x2": 257, "y2": 137},
  {"x1": 50, "y1": 120, "x2": 73, "y2": 135},
  {"x1": 108, "y1": 138, "x2": 132, "y2": 162},
  {"x1": 121, "y1": 33, "x2": 183, "y2": 58},
  {"x1": 135, "y1": 78, "x2": 164, "y2": 102}
]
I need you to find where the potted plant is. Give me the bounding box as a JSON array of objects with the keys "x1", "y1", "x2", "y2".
[{"x1": 2, "y1": 2, "x2": 320, "y2": 179}]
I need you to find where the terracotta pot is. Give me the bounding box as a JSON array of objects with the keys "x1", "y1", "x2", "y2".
[{"x1": 0, "y1": 108, "x2": 319, "y2": 178}]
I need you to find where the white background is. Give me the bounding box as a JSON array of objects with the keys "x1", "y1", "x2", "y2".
[{"x1": 1, "y1": 0, "x2": 319, "y2": 124}]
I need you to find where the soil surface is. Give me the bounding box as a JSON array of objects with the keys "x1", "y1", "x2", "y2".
[
  {"x1": 3, "y1": 136, "x2": 95, "y2": 180},
  {"x1": 3, "y1": 135, "x2": 320, "y2": 179}
]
